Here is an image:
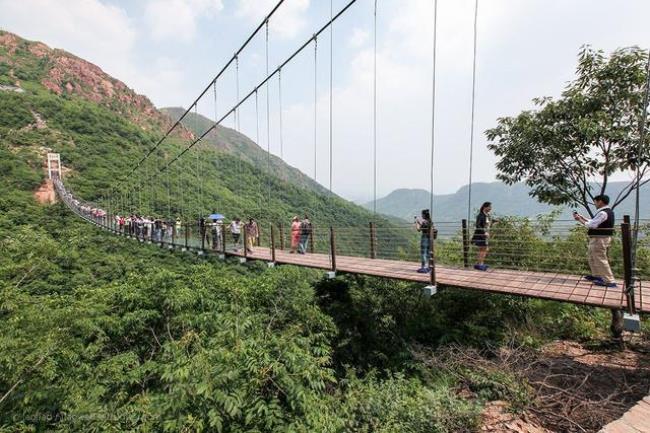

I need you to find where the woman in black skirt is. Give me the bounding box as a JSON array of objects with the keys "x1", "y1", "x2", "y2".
[{"x1": 471, "y1": 202, "x2": 493, "y2": 271}]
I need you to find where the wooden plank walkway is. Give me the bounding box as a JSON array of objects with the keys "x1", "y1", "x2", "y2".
[
  {"x1": 64, "y1": 195, "x2": 648, "y2": 314},
  {"x1": 599, "y1": 394, "x2": 650, "y2": 433},
  {"x1": 229, "y1": 247, "x2": 650, "y2": 313}
]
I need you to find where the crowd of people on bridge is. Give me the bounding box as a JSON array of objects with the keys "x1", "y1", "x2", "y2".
[
  {"x1": 100, "y1": 213, "x2": 315, "y2": 257},
  {"x1": 60, "y1": 178, "x2": 618, "y2": 287}
]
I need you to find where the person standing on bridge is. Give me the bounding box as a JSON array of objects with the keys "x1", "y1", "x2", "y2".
[
  {"x1": 290, "y1": 216, "x2": 301, "y2": 253},
  {"x1": 230, "y1": 218, "x2": 242, "y2": 252},
  {"x1": 298, "y1": 215, "x2": 312, "y2": 254},
  {"x1": 175, "y1": 218, "x2": 182, "y2": 239},
  {"x1": 472, "y1": 202, "x2": 493, "y2": 271},
  {"x1": 245, "y1": 218, "x2": 259, "y2": 254},
  {"x1": 573, "y1": 194, "x2": 617, "y2": 288},
  {"x1": 415, "y1": 209, "x2": 434, "y2": 273}
]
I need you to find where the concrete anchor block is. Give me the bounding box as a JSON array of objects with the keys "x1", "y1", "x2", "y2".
[
  {"x1": 422, "y1": 285, "x2": 437, "y2": 297},
  {"x1": 326, "y1": 271, "x2": 336, "y2": 279},
  {"x1": 239, "y1": 257, "x2": 247, "y2": 264},
  {"x1": 218, "y1": 254, "x2": 225, "y2": 260},
  {"x1": 267, "y1": 262, "x2": 275, "y2": 268},
  {"x1": 624, "y1": 313, "x2": 641, "y2": 332}
]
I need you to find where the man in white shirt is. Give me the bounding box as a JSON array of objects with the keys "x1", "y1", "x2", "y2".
[
  {"x1": 230, "y1": 218, "x2": 242, "y2": 252},
  {"x1": 573, "y1": 194, "x2": 616, "y2": 288}
]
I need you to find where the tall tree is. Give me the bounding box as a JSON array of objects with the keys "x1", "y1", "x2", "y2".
[{"x1": 486, "y1": 46, "x2": 650, "y2": 216}]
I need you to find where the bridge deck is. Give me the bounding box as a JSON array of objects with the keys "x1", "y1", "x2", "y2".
[
  {"x1": 230, "y1": 247, "x2": 649, "y2": 313},
  {"x1": 599, "y1": 395, "x2": 650, "y2": 433}
]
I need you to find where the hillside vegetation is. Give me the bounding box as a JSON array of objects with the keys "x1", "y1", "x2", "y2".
[
  {"x1": 2, "y1": 30, "x2": 649, "y2": 433},
  {"x1": 0, "y1": 30, "x2": 398, "y2": 235}
]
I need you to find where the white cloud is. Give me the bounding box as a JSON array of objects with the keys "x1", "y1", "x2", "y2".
[
  {"x1": 136, "y1": 57, "x2": 187, "y2": 108},
  {"x1": 144, "y1": 0, "x2": 223, "y2": 42},
  {"x1": 348, "y1": 27, "x2": 369, "y2": 48},
  {"x1": 236, "y1": 0, "x2": 310, "y2": 39},
  {"x1": 0, "y1": 0, "x2": 190, "y2": 109},
  {"x1": 281, "y1": 0, "x2": 650, "y2": 201},
  {"x1": 0, "y1": 0, "x2": 136, "y2": 81}
]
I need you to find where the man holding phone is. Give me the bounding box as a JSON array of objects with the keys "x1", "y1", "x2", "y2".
[{"x1": 573, "y1": 195, "x2": 616, "y2": 288}]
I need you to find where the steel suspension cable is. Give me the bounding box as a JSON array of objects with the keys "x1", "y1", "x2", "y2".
[
  {"x1": 429, "y1": 0, "x2": 438, "y2": 217},
  {"x1": 632, "y1": 49, "x2": 650, "y2": 268},
  {"x1": 372, "y1": 0, "x2": 378, "y2": 217},
  {"x1": 314, "y1": 36, "x2": 318, "y2": 180},
  {"x1": 467, "y1": 0, "x2": 479, "y2": 224},
  {"x1": 256, "y1": 89, "x2": 262, "y2": 215},
  {"x1": 329, "y1": 0, "x2": 334, "y2": 193},
  {"x1": 265, "y1": 20, "x2": 272, "y2": 207},
  {"x1": 178, "y1": 162, "x2": 184, "y2": 221},
  {"x1": 147, "y1": 0, "x2": 360, "y2": 182},
  {"x1": 194, "y1": 104, "x2": 201, "y2": 220},
  {"x1": 110, "y1": 0, "x2": 286, "y2": 194},
  {"x1": 167, "y1": 157, "x2": 171, "y2": 220},
  {"x1": 213, "y1": 80, "x2": 218, "y2": 123},
  {"x1": 278, "y1": 69, "x2": 284, "y2": 160},
  {"x1": 235, "y1": 56, "x2": 241, "y2": 131}
]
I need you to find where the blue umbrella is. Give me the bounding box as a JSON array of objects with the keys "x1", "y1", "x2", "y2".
[{"x1": 207, "y1": 213, "x2": 225, "y2": 220}]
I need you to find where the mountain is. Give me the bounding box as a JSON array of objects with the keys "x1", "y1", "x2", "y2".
[
  {"x1": 161, "y1": 107, "x2": 328, "y2": 195},
  {"x1": 366, "y1": 181, "x2": 650, "y2": 222},
  {"x1": 0, "y1": 30, "x2": 402, "y2": 244}
]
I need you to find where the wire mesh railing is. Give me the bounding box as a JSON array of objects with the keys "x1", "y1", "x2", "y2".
[{"x1": 54, "y1": 177, "x2": 647, "y2": 312}]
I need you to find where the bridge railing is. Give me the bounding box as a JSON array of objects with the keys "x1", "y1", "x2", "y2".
[{"x1": 53, "y1": 178, "x2": 646, "y2": 312}]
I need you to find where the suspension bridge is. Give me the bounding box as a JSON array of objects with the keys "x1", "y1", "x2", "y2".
[{"x1": 48, "y1": 1, "x2": 649, "y2": 324}]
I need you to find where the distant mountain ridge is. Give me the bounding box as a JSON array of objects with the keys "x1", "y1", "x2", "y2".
[
  {"x1": 161, "y1": 107, "x2": 329, "y2": 195},
  {"x1": 1, "y1": 30, "x2": 404, "y2": 237},
  {"x1": 366, "y1": 182, "x2": 650, "y2": 222}
]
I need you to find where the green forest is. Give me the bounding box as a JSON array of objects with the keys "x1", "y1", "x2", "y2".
[
  {"x1": 1, "y1": 31, "x2": 650, "y2": 432},
  {"x1": 4, "y1": 142, "x2": 644, "y2": 432}
]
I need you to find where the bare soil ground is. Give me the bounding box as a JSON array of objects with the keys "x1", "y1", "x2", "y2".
[{"x1": 416, "y1": 337, "x2": 650, "y2": 432}]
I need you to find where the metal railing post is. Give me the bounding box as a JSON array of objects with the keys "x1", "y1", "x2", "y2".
[
  {"x1": 222, "y1": 225, "x2": 227, "y2": 255},
  {"x1": 621, "y1": 221, "x2": 636, "y2": 315},
  {"x1": 243, "y1": 226, "x2": 249, "y2": 259},
  {"x1": 309, "y1": 225, "x2": 315, "y2": 254},
  {"x1": 270, "y1": 223, "x2": 276, "y2": 263},
  {"x1": 330, "y1": 226, "x2": 337, "y2": 272},
  {"x1": 462, "y1": 219, "x2": 470, "y2": 268},
  {"x1": 429, "y1": 224, "x2": 436, "y2": 286},
  {"x1": 369, "y1": 222, "x2": 377, "y2": 259}
]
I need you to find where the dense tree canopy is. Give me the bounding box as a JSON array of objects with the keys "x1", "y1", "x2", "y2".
[{"x1": 486, "y1": 46, "x2": 650, "y2": 215}]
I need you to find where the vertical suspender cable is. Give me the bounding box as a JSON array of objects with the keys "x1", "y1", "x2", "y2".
[
  {"x1": 178, "y1": 162, "x2": 184, "y2": 220},
  {"x1": 467, "y1": 0, "x2": 479, "y2": 224},
  {"x1": 429, "y1": 0, "x2": 438, "y2": 216},
  {"x1": 138, "y1": 165, "x2": 142, "y2": 212},
  {"x1": 213, "y1": 80, "x2": 218, "y2": 123},
  {"x1": 279, "y1": 69, "x2": 284, "y2": 160},
  {"x1": 632, "y1": 49, "x2": 650, "y2": 267},
  {"x1": 195, "y1": 104, "x2": 202, "y2": 219},
  {"x1": 255, "y1": 89, "x2": 262, "y2": 216},
  {"x1": 329, "y1": 0, "x2": 334, "y2": 193},
  {"x1": 235, "y1": 56, "x2": 240, "y2": 131},
  {"x1": 314, "y1": 36, "x2": 318, "y2": 180},
  {"x1": 265, "y1": 20, "x2": 272, "y2": 207},
  {"x1": 167, "y1": 157, "x2": 171, "y2": 220},
  {"x1": 372, "y1": 0, "x2": 378, "y2": 217}
]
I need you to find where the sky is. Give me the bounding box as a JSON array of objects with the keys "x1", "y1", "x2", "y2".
[{"x1": 1, "y1": 0, "x2": 649, "y2": 203}]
